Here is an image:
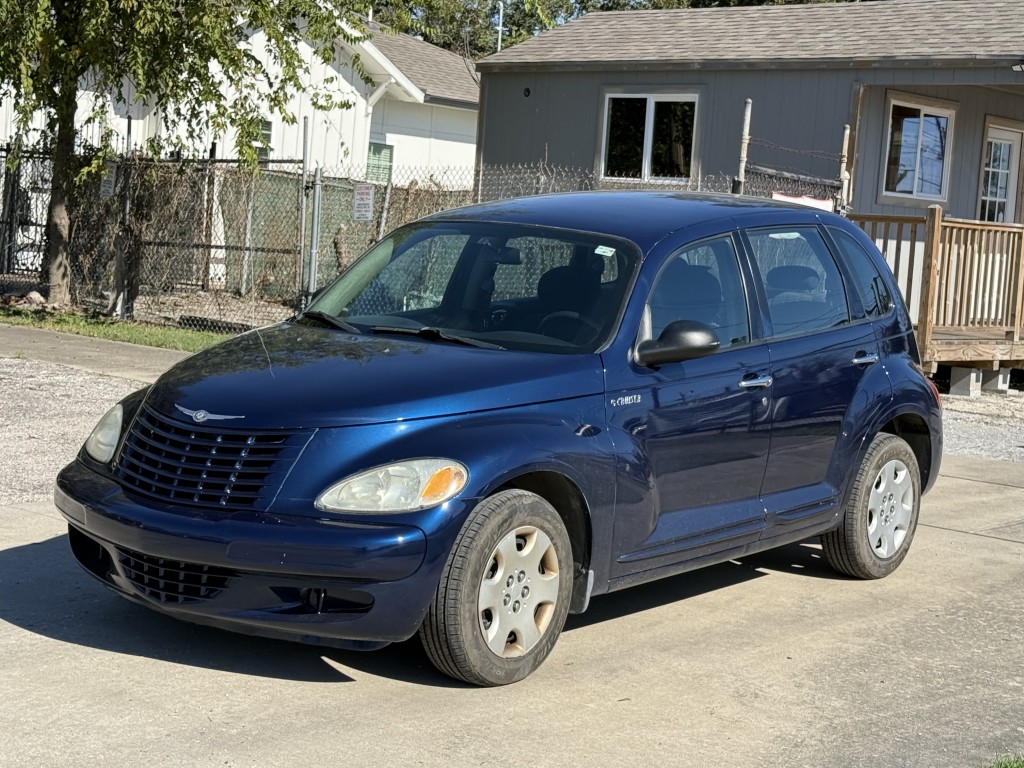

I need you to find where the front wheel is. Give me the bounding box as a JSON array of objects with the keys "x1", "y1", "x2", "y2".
[
  {"x1": 419, "y1": 490, "x2": 573, "y2": 686},
  {"x1": 822, "y1": 433, "x2": 921, "y2": 579}
]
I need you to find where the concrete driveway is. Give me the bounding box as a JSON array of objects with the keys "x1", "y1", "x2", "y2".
[{"x1": 2, "y1": 326, "x2": 1022, "y2": 767}]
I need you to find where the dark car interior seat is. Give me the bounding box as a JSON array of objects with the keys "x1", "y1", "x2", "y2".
[
  {"x1": 530, "y1": 250, "x2": 604, "y2": 342},
  {"x1": 765, "y1": 264, "x2": 832, "y2": 335},
  {"x1": 648, "y1": 259, "x2": 723, "y2": 339}
]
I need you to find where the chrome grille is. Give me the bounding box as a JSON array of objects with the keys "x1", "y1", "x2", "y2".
[
  {"x1": 116, "y1": 547, "x2": 232, "y2": 604},
  {"x1": 117, "y1": 406, "x2": 311, "y2": 511}
]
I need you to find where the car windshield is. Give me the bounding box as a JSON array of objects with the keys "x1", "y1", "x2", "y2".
[{"x1": 303, "y1": 221, "x2": 641, "y2": 354}]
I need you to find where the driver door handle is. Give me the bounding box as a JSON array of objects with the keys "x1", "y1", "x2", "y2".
[
  {"x1": 852, "y1": 352, "x2": 879, "y2": 366},
  {"x1": 739, "y1": 373, "x2": 773, "y2": 389}
]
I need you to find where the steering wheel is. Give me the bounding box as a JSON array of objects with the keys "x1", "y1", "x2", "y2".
[{"x1": 538, "y1": 311, "x2": 602, "y2": 343}]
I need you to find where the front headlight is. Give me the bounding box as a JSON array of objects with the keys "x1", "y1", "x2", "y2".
[
  {"x1": 316, "y1": 458, "x2": 469, "y2": 514},
  {"x1": 84, "y1": 404, "x2": 124, "y2": 464}
]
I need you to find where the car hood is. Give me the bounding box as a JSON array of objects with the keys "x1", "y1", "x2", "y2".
[{"x1": 145, "y1": 323, "x2": 606, "y2": 429}]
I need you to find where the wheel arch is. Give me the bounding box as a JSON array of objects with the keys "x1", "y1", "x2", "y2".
[
  {"x1": 878, "y1": 412, "x2": 935, "y2": 491},
  {"x1": 494, "y1": 470, "x2": 593, "y2": 612}
]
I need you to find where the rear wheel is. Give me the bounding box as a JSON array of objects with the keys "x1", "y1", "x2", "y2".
[
  {"x1": 822, "y1": 433, "x2": 921, "y2": 579},
  {"x1": 419, "y1": 490, "x2": 573, "y2": 686}
]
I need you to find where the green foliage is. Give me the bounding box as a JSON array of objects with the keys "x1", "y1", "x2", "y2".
[
  {"x1": 0, "y1": 0, "x2": 372, "y2": 162},
  {"x1": 0, "y1": 0, "x2": 374, "y2": 305},
  {"x1": 373, "y1": 0, "x2": 575, "y2": 60}
]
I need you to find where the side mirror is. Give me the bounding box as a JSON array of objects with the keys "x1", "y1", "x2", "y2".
[{"x1": 635, "y1": 320, "x2": 720, "y2": 367}]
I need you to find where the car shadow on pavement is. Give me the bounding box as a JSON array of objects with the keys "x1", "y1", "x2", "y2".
[
  {"x1": 0, "y1": 533, "x2": 444, "y2": 686},
  {"x1": 567, "y1": 539, "x2": 844, "y2": 630},
  {"x1": 0, "y1": 534, "x2": 844, "y2": 688}
]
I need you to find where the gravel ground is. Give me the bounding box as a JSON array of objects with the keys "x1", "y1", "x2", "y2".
[
  {"x1": 941, "y1": 389, "x2": 1024, "y2": 463},
  {"x1": 0, "y1": 359, "x2": 144, "y2": 506},
  {"x1": 1, "y1": 357, "x2": 1021, "y2": 507}
]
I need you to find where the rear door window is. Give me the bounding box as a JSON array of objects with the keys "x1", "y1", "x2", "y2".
[{"x1": 745, "y1": 227, "x2": 850, "y2": 337}]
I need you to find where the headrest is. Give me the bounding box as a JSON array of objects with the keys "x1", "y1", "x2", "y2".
[{"x1": 766, "y1": 265, "x2": 819, "y2": 293}]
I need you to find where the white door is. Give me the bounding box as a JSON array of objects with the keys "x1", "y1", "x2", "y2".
[{"x1": 979, "y1": 127, "x2": 1022, "y2": 223}]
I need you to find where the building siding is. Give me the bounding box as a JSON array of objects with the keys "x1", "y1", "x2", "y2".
[
  {"x1": 853, "y1": 84, "x2": 1024, "y2": 219},
  {"x1": 479, "y1": 65, "x2": 1024, "y2": 218}
]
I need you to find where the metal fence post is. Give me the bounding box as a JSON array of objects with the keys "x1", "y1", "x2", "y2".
[
  {"x1": 304, "y1": 166, "x2": 323, "y2": 306},
  {"x1": 202, "y1": 143, "x2": 217, "y2": 291},
  {"x1": 733, "y1": 98, "x2": 752, "y2": 195},
  {"x1": 111, "y1": 119, "x2": 136, "y2": 319},
  {"x1": 298, "y1": 117, "x2": 309, "y2": 295},
  {"x1": 838, "y1": 124, "x2": 851, "y2": 212},
  {"x1": 0, "y1": 143, "x2": 15, "y2": 274},
  {"x1": 242, "y1": 173, "x2": 255, "y2": 296},
  {"x1": 377, "y1": 180, "x2": 393, "y2": 241}
]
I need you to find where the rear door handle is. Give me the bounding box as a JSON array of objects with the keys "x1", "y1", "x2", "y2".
[
  {"x1": 739, "y1": 373, "x2": 773, "y2": 389},
  {"x1": 851, "y1": 352, "x2": 879, "y2": 366}
]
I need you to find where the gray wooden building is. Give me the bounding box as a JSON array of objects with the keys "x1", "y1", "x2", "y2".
[
  {"x1": 476, "y1": 0, "x2": 1024, "y2": 374},
  {"x1": 476, "y1": 0, "x2": 1024, "y2": 221}
]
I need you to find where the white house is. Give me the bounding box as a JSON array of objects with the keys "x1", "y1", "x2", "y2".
[{"x1": 0, "y1": 23, "x2": 479, "y2": 174}]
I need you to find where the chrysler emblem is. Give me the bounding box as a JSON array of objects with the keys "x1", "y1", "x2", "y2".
[{"x1": 175, "y1": 404, "x2": 245, "y2": 423}]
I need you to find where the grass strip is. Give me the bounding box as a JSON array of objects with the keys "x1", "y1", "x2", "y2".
[{"x1": 0, "y1": 307, "x2": 230, "y2": 353}]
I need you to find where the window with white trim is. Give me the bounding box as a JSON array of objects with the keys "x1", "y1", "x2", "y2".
[
  {"x1": 367, "y1": 142, "x2": 393, "y2": 184},
  {"x1": 602, "y1": 94, "x2": 697, "y2": 181},
  {"x1": 257, "y1": 119, "x2": 273, "y2": 162},
  {"x1": 883, "y1": 98, "x2": 954, "y2": 200}
]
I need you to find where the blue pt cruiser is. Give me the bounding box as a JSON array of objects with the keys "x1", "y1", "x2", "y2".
[{"x1": 56, "y1": 192, "x2": 942, "y2": 685}]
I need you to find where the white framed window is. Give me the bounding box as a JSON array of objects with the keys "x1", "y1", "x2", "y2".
[
  {"x1": 367, "y1": 142, "x2": 393, "y2": 184},
  {"x1": 882, "y1": 95, "x2": 955, "y2": 201},
  {"x1": 257, "y1": 119, "x2": 273, "y2": 162},
  {"x1": 601, "y1": 93, "x2": 698, "y2": 182}
]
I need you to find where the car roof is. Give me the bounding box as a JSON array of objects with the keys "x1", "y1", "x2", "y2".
[{"x1": 420, "y1": 190, "x2": 829, "y2": 252}]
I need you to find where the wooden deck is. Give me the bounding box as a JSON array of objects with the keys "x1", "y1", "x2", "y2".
[{"x1": 851, "y1": 206, "x2": 1024, "y2": 372}]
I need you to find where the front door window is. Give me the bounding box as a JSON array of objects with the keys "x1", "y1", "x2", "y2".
[{"x1": 979, "y1": 127, "x2": 1022, "y2": 223}]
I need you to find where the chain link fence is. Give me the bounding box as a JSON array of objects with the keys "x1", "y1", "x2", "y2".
[
  {"x1": 0, "y1": 144, "x2": 50, "y2": 294},
  {"x1": 2, "y1": 146, "x2": 842, "y2": 331}
]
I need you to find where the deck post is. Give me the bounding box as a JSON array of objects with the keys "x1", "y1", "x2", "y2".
[
  {"x1": 1013, "y1": 230, "x2": 1024, "y2": 343},
  {"x1": 918, "y1": 204, "x2": 943, "y2": 366}
]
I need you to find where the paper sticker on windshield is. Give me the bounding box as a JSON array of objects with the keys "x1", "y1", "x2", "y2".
[{"x1": 594, "y1": 245, "x2": 616, "y2": 257}]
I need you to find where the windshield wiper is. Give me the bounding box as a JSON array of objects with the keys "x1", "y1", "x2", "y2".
[
  {"x1": 294, "y1": 310, "x2": 361, "y2": 334},
  {"x1": 369, "y1": 325, "x2": 505, "y2": 350}
]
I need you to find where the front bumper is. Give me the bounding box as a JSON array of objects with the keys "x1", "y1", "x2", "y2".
[{"x1": 55, "y1": 460, "x2": 449, "y2": 648}]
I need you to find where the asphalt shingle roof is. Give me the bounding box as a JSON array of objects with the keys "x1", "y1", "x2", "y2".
[
  {"x1": 368, "y1": 28, "x2": 480, "y2": 107},
  {"x1": 478, "y1": 0, "x2": 1024, "y2": 70}
]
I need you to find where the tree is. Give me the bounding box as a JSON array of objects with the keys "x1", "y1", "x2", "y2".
[
  {"x1": 372, "y1": 0, "x2": 575, "y2": 61},
  {"x1": 0, "y1": 0, "x2": 371, "y2": 306}
]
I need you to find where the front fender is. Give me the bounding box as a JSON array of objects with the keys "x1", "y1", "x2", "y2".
[{"x1": 274, "y1": 396, "x2": 617, "y2": 579}]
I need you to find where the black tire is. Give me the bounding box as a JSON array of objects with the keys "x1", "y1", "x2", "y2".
[
  {"x1": 822, "y1": 433, "x2": 921, "y2": 579},
  {"x1": 419, "y1": 489, "x2": 573, "y2": 686}
]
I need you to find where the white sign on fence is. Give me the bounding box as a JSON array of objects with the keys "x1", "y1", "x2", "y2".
[
  {"x1": 353, "y1": 183, "x2": 375, "y2": 221},
  {"x1": 99, "y1": 163, "x2": 118, "y2": 199}
]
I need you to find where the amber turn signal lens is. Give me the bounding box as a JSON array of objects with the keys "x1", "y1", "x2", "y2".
[{"x1": 420, "y1": 466, "x2": 468, "y2": 506}]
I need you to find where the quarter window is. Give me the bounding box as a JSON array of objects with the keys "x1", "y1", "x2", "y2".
[
  {"x1": 883, "y1": 98, "x2": 954, "y2": 199},
  {"x1": 603, "y1": 94, "x2": 697, "y2": 181},
  {"x1": 828, "y1": 228, "x2": 894, "y2": 319},
  {"x1": 746, "y1": 227, "x2": 850, "y2": 337}
]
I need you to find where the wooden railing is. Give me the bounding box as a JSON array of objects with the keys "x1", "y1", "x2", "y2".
[
  {"x1": 850, "y1": 206, "x2": 1024, "y2": 361},
  {"x1": 933, "y1": 217, "x2": 1024, "y2": 335}
]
